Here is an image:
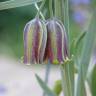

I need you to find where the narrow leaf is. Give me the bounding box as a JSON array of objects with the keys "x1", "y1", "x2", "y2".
[
  {"x1": 91, "y1": 65, "x2": 96, "y2": 96},
  {"x1": 80, "y1": 13, "x2": 96, "y2": 79},
  {"x1": 43, "y1": 62, "x2": 51, "y2": 96},
  {"x1": 75, "y1": 31, "x2": 86, "y2": 49},
  {"x1": 35, "y1": 74, "x2": 57, "y2": 96},
  {"x1": 0, "y1": 0, "x2": 42, "y2": 10},
  {"x1": 76, "y1": 13, "x2": 96, "y2": 96}
]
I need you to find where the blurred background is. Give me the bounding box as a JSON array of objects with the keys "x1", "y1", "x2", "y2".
[
  {"x1": 0, "y1": 3, "x2": 37, "y2": 59},
  {"x1": 0, "y1": 56, "x2": 61, "y2": 96},
  {"x1": 0, "y1": 0, "x2": 96, "y2": 60}
]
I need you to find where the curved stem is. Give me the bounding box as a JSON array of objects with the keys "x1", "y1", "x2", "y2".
[
  {"x1": 35, "y1": 0, "x2": 46, "y2": 19},
  {"x1": 35, "y1": 3, "x2": 45, "y2": 20}
]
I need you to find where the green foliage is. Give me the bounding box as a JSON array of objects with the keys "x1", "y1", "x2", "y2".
[
  {"x1": 76, "y1": 13, "x2": 96, "y2": 96},
  {"x1": 60, "y1": 59, "x2": 74, "y2": 96},
  {"x1": 0, "y1": 0, "x2": 42, "y2": 10},
  {"x1": 53, "y1": 80, "x2": 62, "y2": 95},
  {"x1": 35, "y1": 74, "x2": 57, "y2": 96},
  {"x1": 91, "y1": 65, "x2": 96, "y2": 96}
]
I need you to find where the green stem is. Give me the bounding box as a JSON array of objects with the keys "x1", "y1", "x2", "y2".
[
  {"x1": 64, "y1": 0, "x2": 70, "y2": 56},
  {"x1": 60, "y1": 59, "x2": 74, "y2": 96},
  {"x1": 54, "y1": 0, "x2": 62, "y2": 20},
  {"x1": 35, "y1": 3, "x2": 45, "y2": 20},
  {"x1": 49, "y1": 0, "x2": 53, "y2": 18},
  {"x1": 61, "y1": 0, "x2": 65, "y2": 23},
  {"x1": 54, "y1": 0, "x2": 65, "y2": 22},
  {"x1": 75, "y1": 67, "x2": 86, "y2": 96},
  {"x1": 36, "y1": 0, "x2": 46, "y2": 19}
]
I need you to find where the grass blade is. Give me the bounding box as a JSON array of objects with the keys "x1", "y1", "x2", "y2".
[
  {"x1": 75, "y1": 32, "x2": 86, "y2": 49},
  {"x1": 43, "y1": 62, "x2": 51, "y2": 96},
  {"x1": 0, "y1": 0, "x2": 42, "y2": 10},
  {"x1": 91, "y1": 64, "x2": 96, "y2": 96},
  {"x1": 80, "y1": 13, "x2": 96, "y2": 79},
  {"x1": 76, "y1": 13, "x2": 96, "y2": 96},
  {"x1": 35, "y1": 74, "x2": 57, "y2": 96}
]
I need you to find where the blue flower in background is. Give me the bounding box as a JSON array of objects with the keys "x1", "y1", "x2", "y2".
[
  {"x1": 71, "y1": 0, "x2": 91, "y2": 24},
  {"x1": 0, "y1": 85, "x2": 7, "y2": 95},
  {"x1": 71, "y1": 0, "x2": 90, "y2": 5},
  {"x1": 73, "y1": 11, "x2": 86, "y2": 24}
]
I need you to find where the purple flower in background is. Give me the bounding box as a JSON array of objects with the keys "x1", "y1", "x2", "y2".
[
  {"x1": 93, "y1": 51, "x2": 96, "y2": 65},
  {"x1": 0, "y1": 85, "x2": 7, "y2": 95},
  {"x1": 71, "y1": 0, "x2": 91, "y2": 25},
  {"x1": 94, "y1": 57, "x2": 96, "y2": 65},
  {"x1": 71, "y1": 0, "x2": 90, "y2": 5},
  {"x1": 73, "y1": 11, "x2": 86, "y2": 24}
]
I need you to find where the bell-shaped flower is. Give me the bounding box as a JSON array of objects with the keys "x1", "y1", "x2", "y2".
[
  {"x1": 44, "y1": 18, "x2": 68, "y2": 64},
  {"x1": 23, "y1": 18, "x2": 47, "y2": 64}
]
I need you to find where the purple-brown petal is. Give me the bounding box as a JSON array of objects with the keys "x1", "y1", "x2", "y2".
[
  {"x1": 44, "y1": 18, "x2": 67, "y2": 64},
  {"x1": 23, "y1": 18, "x2": 47, "y2": 64}
]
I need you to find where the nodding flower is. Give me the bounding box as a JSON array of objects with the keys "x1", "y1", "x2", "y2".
[
  {"x1": 23, "y1": 18, "x2": 47, "y2": 64},
  {"x1": 23, "y1": 18, "x2": 68, "y2": 64},
  {"x1": 44, "y1": 18, "x2": 68, "y2": 64}
]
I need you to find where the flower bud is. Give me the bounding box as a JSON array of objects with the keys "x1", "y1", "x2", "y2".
[
  {"x1": 23, "y1": 18, "x2": 47, "y2": 64},
  {"x1": 44, "y1": 18, "x2": 68, "y2": 64}
]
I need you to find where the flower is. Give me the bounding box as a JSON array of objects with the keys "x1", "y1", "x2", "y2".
[
  {"x1": 71, "y1": 0, "x2": 90, "y2": 5},
  {"x1": 73, "y1": 10, "x2": 86, "y2": 24},
  {"x1": 23, "y1": 18, "x2": 47, "y2": 64},
  {"x1": 44, "y1": 18, "x2": 68, "y2": 64}
]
